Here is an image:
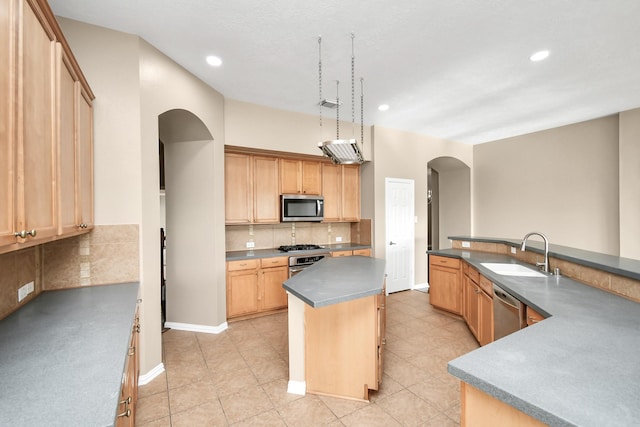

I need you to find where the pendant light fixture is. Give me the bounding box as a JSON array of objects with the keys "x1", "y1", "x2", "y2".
[{"x1": 317, "y1": 33, "x2": 365, "y2": 165}]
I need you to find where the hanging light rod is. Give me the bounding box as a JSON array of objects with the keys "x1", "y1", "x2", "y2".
[{"x1": 316, "y1": 33, "x2": 365, "y2": 165}]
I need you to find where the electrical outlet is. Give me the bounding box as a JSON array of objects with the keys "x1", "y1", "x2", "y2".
[
  {"x1": 17, "y1": 281, "x2": 34, "y2": 303},
  {"x1": 511, "y1": 246, "x2": 517, "y2": 254},
  {"x1": 246, "y1": 241, "x2": 255, "y2": 249},
  {"x1": 461, "y1": 241, "x2": 471, "y2": 248},
  {"x1": 335, "y1": 236, "x2": 342, "y2": 242}
]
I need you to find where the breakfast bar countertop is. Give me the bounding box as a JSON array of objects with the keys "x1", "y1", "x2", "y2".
[{"x1": 428, "y1": 247, "x2": 640, "y2": 427}]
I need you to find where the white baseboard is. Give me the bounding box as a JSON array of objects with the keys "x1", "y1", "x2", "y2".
[
  {"x1": 287, "y1": 380, "x2": 306, "y2": 395},
  {"x1": 164, "y1": 321, "x2": 228, "y2": 334},
  {"x1": 413, "y1": 282, "x2": 429, "y2": 290},
  {"x1": 138, "y1": 363, "x2": 165, "y2": 386}
]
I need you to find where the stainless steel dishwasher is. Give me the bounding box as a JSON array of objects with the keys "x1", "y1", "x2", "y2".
[{"x1": 493, "y1": 283, "x2": 525, "y2": 340}]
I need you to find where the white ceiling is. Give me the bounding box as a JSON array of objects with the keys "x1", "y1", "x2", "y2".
[{"x1": 49, "y1": 0, "x2": 640, "y2": 144}]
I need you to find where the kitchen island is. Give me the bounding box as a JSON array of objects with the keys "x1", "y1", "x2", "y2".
[
  {"x1": 283, "y1": 256, "x2": 386, "y2": 401},
  {"x1": 429, "y1": 237, "x2": 640, "y2": 427},
  {"x1": 0, "y1": 282, "x2": 139, "y2": 426}
]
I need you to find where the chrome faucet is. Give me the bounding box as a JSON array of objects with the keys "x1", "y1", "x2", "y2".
[{"x1": 521, "y1": 232, "x2": 549, "y2": 273}]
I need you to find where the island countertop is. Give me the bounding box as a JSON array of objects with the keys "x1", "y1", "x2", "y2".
[
  {"x1": 428, "y1": 248, "x2": 640, "y2": 427},
  {"x1": 283, "y1": 256, "x2": 386, "y2": 308},
  {"x1": 0, "y1": 282, "x2": 139, "y2": 427}
]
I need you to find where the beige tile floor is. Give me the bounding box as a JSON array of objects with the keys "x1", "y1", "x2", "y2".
[{"x1": 136, "y1": 290, "x2": 479, "y2": 426}]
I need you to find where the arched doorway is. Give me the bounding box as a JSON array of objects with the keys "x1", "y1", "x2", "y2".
[
  {"x1": 427, "y1": 157, "x2": 471, "y2": 251},
  {"x1": 158, "y1": 109, "x2": 216, "y2": 329}
]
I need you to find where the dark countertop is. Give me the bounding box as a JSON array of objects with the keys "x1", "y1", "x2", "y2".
[
  {"x1": 0, "y1": 282, "x2": 139, "y2": 427},
  {"x1": 226, "y1": 243, "x2": 371, "y2": 261},
  {"x1": 283, "y1": 256, "x2": 386, "y2": 308},
  {"x1": 428, "y1": 248, "x2": 640, "y2": 427},
  {"x1": 449, "y1": 235, "x2": 640, "y2": 281}
]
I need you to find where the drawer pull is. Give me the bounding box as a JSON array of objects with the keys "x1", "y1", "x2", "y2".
[{"x1": 528, "y1": 316, "x2": 539, "y2": 323}]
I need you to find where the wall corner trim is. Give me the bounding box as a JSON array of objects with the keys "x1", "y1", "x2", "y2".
[
  {"x1": 287, "y1": 380, "x2": 306, "y2": 396},
  {"x1": 138, "y1": 363, "x2": 165, "y2": 386}
]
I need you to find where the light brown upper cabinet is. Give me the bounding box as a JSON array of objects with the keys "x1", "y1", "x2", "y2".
[
  {"x1": 0, "y1": 0, "x2": 15, "y2": 247},
  {"x1": 225, "y1": 153, "x2": 279, "y2": 224},
  {"x1": 322, "y1": 163, "x2": 360, "y2": 222},
  {"x1": 1, "y1": 0, "x2": 94, "y2": 254},
  {"x1": 279, "y1": 159, "x2": 322, "y2": 195},
  {"x1": 57, "y1": 46, "x2": 94, "y2": 235},
  {"x1": 0, "y1": 0, "x2": 58, "y2": 250}
]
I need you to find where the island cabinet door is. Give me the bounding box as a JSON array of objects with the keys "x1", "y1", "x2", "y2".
[
  {"x1": 376, "y1": 290, "x2": 386, "y2": 388},
  {"x1": 305, "y1": 295, "x2": 378, "y2": 401}
]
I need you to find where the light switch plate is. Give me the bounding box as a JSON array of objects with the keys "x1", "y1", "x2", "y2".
[
  {"x1": 336, "y1": 236, "x2": 342, "y2": 242},
  {"x1": 246, "y1": 241, "x2": 255, "y2": 248},
  {"x1": 461, "y1": 241, "x2": 471, "y2": 248},
  {"x1": 511, "y1": 246, "x2": 517, "y2": 254}
]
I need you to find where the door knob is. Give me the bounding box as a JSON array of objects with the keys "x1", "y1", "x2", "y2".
[{"x1": 389, "y1": 241, "x2": 397, "y2": 245}]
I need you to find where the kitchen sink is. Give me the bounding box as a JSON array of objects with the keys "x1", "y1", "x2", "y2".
[{"x1": 480, "y1": 262, "x2": 547, "y2": 277}]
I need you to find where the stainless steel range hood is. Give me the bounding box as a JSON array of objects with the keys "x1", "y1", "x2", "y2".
[{"x1": 318, "y1": 138, "x2": 364, "y2": 165}]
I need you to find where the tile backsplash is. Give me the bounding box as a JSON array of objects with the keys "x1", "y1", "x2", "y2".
[
  {"x1": 0, "y1": 224, "x2": 140, "y2": 320},
  {"x1": 226, "y1": 222, "x2": 354, "y2": 251},
  {"x1": 0, "y1": 247, "x2": 39, "y2": 319},
  {"x1": 42, "y1": 224, "x2": 140, "y2": 290}
]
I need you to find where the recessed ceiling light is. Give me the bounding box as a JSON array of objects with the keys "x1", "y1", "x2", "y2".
[
  {"x1": 529, "y1": 50, "x2": 549, "y2": 62},
  {"x1": 378, "y1": 104, "x2": 390, "y2": 111},
  {"x1": 206, "y1": 55, "x2": 222, "y2": 67}
]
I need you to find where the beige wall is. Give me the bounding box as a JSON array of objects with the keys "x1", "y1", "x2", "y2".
[
  {"x1": 473, "y1": 115, "x2": 620, "y2": 255},
  {"x1": 370, "y1": 126, "x2": 473, "y2": 286},
  {"x1": 225, "y1": 99, "x2": 373, "y2": 160},
  {"x1": 619, "y1": 109, "x2": 640, "y2": 259},
  {"x1": 58, "y1": 19, "x2": 226, "y2": 377}
]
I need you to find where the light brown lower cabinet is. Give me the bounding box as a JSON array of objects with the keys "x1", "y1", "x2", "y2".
[
  {"x1": 461, "y1": 382, "x2": 546, "y2": 427},
  {"x1": 429, "y1": 255, "x2": 462, "y2": 315},
  {"x1": 526, "y1": 305, "x2": 545, "y2": 326},
  {"x1": 462, "y1": 263, "x2": 493, "y2": 346},
  {"x1": 305, "y1": 288, "x2": 385, "y2": 401},
  {"x1": 226, "y1": 257, "x2": 289, "y2": 319},
  {"x1": 116, "y1": 307, "x2": 139, "y2": 427}
]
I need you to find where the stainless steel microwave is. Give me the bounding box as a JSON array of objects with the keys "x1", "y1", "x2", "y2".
[{"x1": 281, "y1": 194, "x2": 324, "y2": 222}]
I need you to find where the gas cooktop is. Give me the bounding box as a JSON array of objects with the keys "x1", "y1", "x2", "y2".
[{"x1": 278, "y1": 244, "x2": 324, "y2": 253}]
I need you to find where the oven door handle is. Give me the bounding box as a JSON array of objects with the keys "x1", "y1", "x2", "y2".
[{"x1": 290, "y1": 267, "x2": 308, "y2": 274}]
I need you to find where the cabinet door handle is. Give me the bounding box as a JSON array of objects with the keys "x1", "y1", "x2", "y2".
[
  {"x1": 14, "y1": 229, "x2": 36, "y2": 238},
  {"x1": 117, "y1": 409, "x2": 131, "y2": 418}
]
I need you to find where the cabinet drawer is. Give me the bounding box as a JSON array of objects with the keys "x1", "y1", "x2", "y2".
[
  {"x1": 353, "y1": 248, "x2": 371, "y2": 257},
  {"x1": 331, "y1": 250, "x2": 353, "y2": 257},
  {"x1": 430, "y1": 255, "x2": 460, "y2": 269},
  {"x1": 227, "y1": 259, "x2": 260, "y2": 271},
  {"x1": 260, "y1": 256, "x2": 288, "y2": 268},
  {"x1": 479, "y1": 275, "x2": 493, "y2": 296},
  {"x1": 466, "y1": 264, "x2": 480, "y2": 284}
]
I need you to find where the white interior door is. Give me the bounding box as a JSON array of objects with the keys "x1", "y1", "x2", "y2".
[{"x1": 385, "y1": 178, "x2": 415, "y2": 294}]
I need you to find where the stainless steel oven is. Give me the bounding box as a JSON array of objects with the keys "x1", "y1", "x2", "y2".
[{"x1": 279, "y1": 245, "x2": 330, "y2": 277}]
